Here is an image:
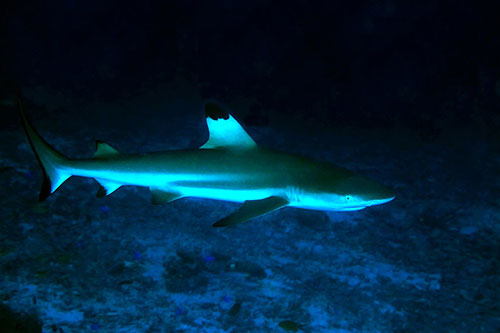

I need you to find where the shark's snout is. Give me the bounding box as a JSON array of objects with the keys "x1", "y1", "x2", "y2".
[
  {"x1": 341, "y1": 176, "x2": 395, "y2": 208},
  {"x1": 366, "y1": 183, "x2": 395, "y2": 203},
  {"x1": 368, "y1": 194, "x2": 396, "y2": 206},
  {"x1": 373, "y1": 184, "x2": 396, "y2": 202}
]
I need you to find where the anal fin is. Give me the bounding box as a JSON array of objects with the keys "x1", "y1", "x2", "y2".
[
  {"x1": 213, "y1": 196, "x2": 289, "y2": 227},
  {"x1": 96, "y1": 180, "x2": 121, "y2": 197}
]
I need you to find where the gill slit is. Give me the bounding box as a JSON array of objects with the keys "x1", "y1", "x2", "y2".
[{"x1": 285, "y1": 185, "x2": 304, "y2": 202}]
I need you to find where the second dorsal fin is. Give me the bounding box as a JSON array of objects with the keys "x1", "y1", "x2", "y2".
[{"x1": 94, "y1": 141, "x2": 120, "y2": 158}]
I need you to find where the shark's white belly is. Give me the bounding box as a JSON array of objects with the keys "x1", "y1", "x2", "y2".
[
  {"x1": 172, "y1": 186, "x2": 276, "y2": 203},
  {"x1": 70, "y1": 167, "x2": 279, "y2": 203}
]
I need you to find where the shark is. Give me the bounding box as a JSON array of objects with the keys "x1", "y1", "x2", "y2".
[{"x1": 20, "y1": 100, "x2": 395, "y2": 227}]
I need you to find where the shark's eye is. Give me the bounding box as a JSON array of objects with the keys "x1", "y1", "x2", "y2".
[{"x1": 345, "y1": 195, "x2": 352, "y2": 202}]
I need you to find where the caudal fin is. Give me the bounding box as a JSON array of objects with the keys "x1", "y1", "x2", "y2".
[{"x1": 18, "y1": 99, "x2": 71, "y2": 200}]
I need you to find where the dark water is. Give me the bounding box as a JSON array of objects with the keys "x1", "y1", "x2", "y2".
[{"x1": 0, "y1": 1, "x2": 499, "y2": 332}]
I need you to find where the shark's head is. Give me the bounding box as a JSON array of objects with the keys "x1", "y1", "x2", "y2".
[
  {"x1": 295, "y1": 169, "x2": 395, "y2": 212},
  {"x1": 326, "y1": 174, "x2": 396, "y2": 211}
]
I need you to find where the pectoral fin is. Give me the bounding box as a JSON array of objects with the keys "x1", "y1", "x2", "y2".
[
  {"x1": 213, "y1": 196, "x2": 289, "y2": 227},
  {"x1": 151, "y1": 188, "x2": 183, "y2": 205}
]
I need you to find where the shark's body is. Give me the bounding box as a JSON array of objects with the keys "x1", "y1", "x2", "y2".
[{"x1": 21, "y1": 101, "x2": 395, "y2": 226}]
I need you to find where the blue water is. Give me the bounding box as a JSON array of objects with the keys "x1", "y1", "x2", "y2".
[{"x1": 0, "y1": 1, "x2": 499, "y2": 332}]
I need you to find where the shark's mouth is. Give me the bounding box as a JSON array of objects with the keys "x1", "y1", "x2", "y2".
[
  {"x1": 340, "y1": 205, "x2": 368, "y2": 211},
  {"x1": 370, "y1": 196, "x2": 396, "y2": 205},
  {"x1": 343, "y1": 196, "x2": 396, "y2": 211}
]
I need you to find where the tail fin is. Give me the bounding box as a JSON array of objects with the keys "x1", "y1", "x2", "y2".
[{"x1": 18, "y1": 99, "x2": 71, "y2": 200}]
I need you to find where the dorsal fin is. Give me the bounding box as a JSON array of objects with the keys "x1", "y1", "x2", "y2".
[
  {"x1": 94, "y1": 141, "x2": 120, "y2": 158},
  {"x1": 200, "y1": 102, "x2": 257, "y2": 150}
]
